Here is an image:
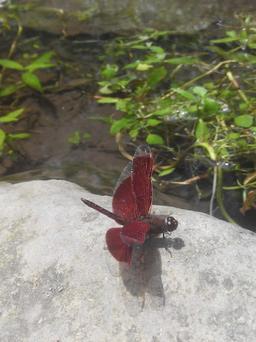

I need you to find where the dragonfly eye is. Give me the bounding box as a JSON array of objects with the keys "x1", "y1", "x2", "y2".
[{"x1": 165, "y1": 215, "x2": 178, "y2": 232}]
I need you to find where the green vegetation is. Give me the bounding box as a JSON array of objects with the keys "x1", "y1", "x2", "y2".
[
  {"x1": 97, "y1": 16, "x2": 256, "y2": 222},
  {"x1": 0, "y1": 5, "x2": 255, "y2": 224},
  {"x1": 68, "y1": 131, "x2": 91, "y2": 146},
  {"x1": 0, "y1": 12, "x2": 56, "y2": 156}
]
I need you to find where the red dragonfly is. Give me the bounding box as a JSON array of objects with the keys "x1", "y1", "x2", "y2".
[{"x1": 81, "y1": 144, "x2": 178, "y2": 264}]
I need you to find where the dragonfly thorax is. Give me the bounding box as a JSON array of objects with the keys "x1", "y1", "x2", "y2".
[{"x1": 141, "y1": 214, "x2": 178, "y2": 236}]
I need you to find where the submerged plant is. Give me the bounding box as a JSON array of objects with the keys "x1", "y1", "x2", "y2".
[
  {"x1": 96, "y1": 17, "x2": 256, "y2": 224},
  {"x1": 0, "y1": 11, "x2": 56, "y2": 156}
]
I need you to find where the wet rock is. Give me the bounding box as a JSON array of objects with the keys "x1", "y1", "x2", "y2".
[
  {"x1": 10, "y1": 0, "x2": 255, "y2": 36},
  {"x1": 0, "y1": 180, "x2": 256, "y2": 341},
  {"x1": 0, "y1": 164, "x2": 7, "y2": 176},
  {"x1": 0, "y1": 157, "x2": 14, "y2": 175}
]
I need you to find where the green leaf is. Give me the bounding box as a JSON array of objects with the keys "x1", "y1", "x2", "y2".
[
  {"x1": 8, "y1": 133, "x2": 31, "y2": 140},
  {"x1": 115, "y1": 99, "x2": 130, "y2": 112},
  {"x1": 129, "y1": 44, "x2": 149, "y2": 50},
  {"x1": 0, "y1": 108, "x2": 24, "y2": 123},
  {"x1": 98, "y1": 84, "x2": 113, "y2": 95},
  {"x1": 146, "y1": 55, "x2": 166, "y2": 63},
  {"x1": 230, "y1": 52, "x2": 256, "y2": 64},
  {"x1": 25, "y1": 62, "x2": 54, "y2": 72},
  {"x1": 151, "y1": 107, "x2": 171, "y2": 116},
  {"x1": 32, "y1": 51, "x2": 54, "y2": 63},
  {"x1": 248, "y1": 35, "x2": 256, "y2": 49},
  {"x1": 192, "y1": 86, "x2": 207, "y2": 97},
  {"x1": 110, "y1": 118, "x2": 132, "y2": 134},
  {"x1": 0, "y1": 59, "x2": 23, "y2": 70},
  {"x1": 146, "y1": 119, "x2": 161, "y2": 127},
  {"x1": 24, "y1": 50, "x2": 55, "y2": 72},
  {"x1": 83, "y1": 132, "x2": 91, "y2": 140},
  {"x1": 188, "y1": 104, "x2": 197, "y2": 113},
  {"x1": 218, "y1": 146, "x2": 229, "y2": 159},
  {"x1": 173, "y1": 88, "x2": 196, "y2": 100},
  {"x1": 166, "y1": 56, "x2": 200, "y2": 64},
  {"x1": 236, "y1": 139, "x2": 247, "y2": 148},
  {"x1": 24, "y1": 52, "x2": 55, "y2": 72},
  {"x1": 0, "y1": 129, "x2": 6, "y2": 150},
  {"x1": 210, "y1": 31, "x2": 239, "y2": 44},
  {"x1": 145, "y1": 50, "x2": 166, "y2": 63},
  {"x1": 124, "y1": 61, "x2": 140, "y2": 69},
  {"x1": 227, "y1": 132, "x2": 240, "y2": 140},
  {"x1": 149, "y1": 45, "x2": 165, "y2": 54},
  {"x1": 129, "y1": 128, "x2": 139, "y2": 139},
  {"x1": 203, "y1": 98, "x2": 219, "y2": 114},
  {"x1": 159, "y1": 167, "x2": 175, "y2": 177},
  {"x1": 207, "y1": 46, "x2": 229, "y2": 58},
  {"x1": 146, "y1": 133, "x2": 164, "y2": 145},
  {"x1": 99, "y1": 86, "x2": 112, "y2": 95},
  {"x1": 239, "y1": 102, "x2": 249, "y2": 112},
  {"x1": 97, "y1": 97, "x2": 119, "y2": 104},
  {"x1": 234, "y1": 115, "x2": 254, "y2": 128},
  {"x1": 226, "y1": 30, "x2": 238, "y2": 38},
  {"x1": 136, "y1": 63, "x2": 153, "y2": 71},
  {"x1": 101, "y1": 64, "x2": 119, "y2": 79},
  {"x1": 195, "y1": 119, "x2": 209, "y2": 142},
  {"x1": 147, "y1": 66, "x2": 167, "y2": 88},
  {"x1": 68, "y1": 131, "x2": 81, "y2": 145},
  {"x1": 0, "y1": 85, "x2": 18, "y2": 97},
  {"x1": 21, "y1": 72, "x2": 43, "y2": 92},
  {"x1": 210, "y1": 36, "x2": 239, "y2": 44}
]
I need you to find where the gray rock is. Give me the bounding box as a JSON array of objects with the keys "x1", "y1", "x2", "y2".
[
  {"x1": 9, "y1": 0, "x2": 255, "y2": 35},
  {"x1": 0, "y1": 179, "x2": 255, "y2": 342}
]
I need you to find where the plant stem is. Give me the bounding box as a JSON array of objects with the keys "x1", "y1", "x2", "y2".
[
  {"x1": 182, "y1": 60, "x2": 237, "y2": 89},
  {"x1": 161, "y1": 60, "x2": 237, "y2": 100},
  {"x1": 209, "y1": 166, "x2": 217, "y2": 216},
  {"x1": 216, "y1": 165, "x2": 237, "y2": 224}
]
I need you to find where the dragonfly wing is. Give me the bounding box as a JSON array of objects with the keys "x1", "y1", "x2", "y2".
[
  {"x1": 121, "y1": 221, "x2": 150, "y2": 246},
  {"x1": 119, "y1": 244, "x2": 146, "y2": 316},
  {"x1": 112, "y1": 145, "x2": 153, "y2": 221},
  {"x1": 106, "y1": 228, "x2": 132, "y2": 263},
  {"x1": 105, "y1": 221, "x2": 149, "y2": 263},
  {"x1": 132, "y1": 145, "x2": 153, "y2": 217},
  {"x1": 112, "y1": 162, "x2": 138, "y2": 222},
  {"x1": 120, "y1": 240, "x2": 165, "y2": 316},
  {"x1": 113, "y1": 161, "x2": 132, "y2": 194},
  {"x1": 104, "y1": 239, "x2": 146, "y2": 316},
  {"x1": 143, "y1": 238, "x2": 165, "y2": 309}
]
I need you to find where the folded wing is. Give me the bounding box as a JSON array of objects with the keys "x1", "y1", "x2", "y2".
[
  {"x1": 106, "y1": 222, "x2": 149, "y2": 264},
  {"x1": 112, "y1": 145, "x2": 153, "y2": 222},
  {"x1": 112, "y1": 162, "x2": 138, "y2": 222},
  {"x1": 132, "y1": 145, "x2": 153, "y2": 217},
  {"x1": 106, "y1": 228, "x2": 132, "y2": 263}
]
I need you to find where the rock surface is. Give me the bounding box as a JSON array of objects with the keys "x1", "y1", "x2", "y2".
[
  {"x1": 10, "y1": 0, "x2": 256, "y2": 35},
  {"x1": 0, "y1": 180, "x2": 256, "y2": 342}
]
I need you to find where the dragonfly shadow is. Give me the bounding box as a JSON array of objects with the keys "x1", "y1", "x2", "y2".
[
  {"x1": 150, "y1": 236, "x2": 185, "y2": 250},
  {"x1": 119, "y1": 236, "x2": 184, "y2": 315}
]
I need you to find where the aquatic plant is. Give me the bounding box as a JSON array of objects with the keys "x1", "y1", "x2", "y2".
[
  {"x1": 0, "y1": 12, "x2": 56, "y2": 156},
  {"x1": 97, "y1": 17, "x2": 256, "y2": 223}
]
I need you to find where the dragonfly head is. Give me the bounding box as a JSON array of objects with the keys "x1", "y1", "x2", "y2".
[{"x1": 164, "y1": 215, "x2": 178, "y2": 232}]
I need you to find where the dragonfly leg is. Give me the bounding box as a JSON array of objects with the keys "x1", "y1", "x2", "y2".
[
  {"x1": 137, "y1": 248, "x2": 145, "y2": 266},
  {"x1": 162, "y1": 232, "x2": 173, "y2": 257}
]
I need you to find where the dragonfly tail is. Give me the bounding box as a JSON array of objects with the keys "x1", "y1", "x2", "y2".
[{"x1": 81, "y1": 198, "x2": 124, "y2": 224}]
